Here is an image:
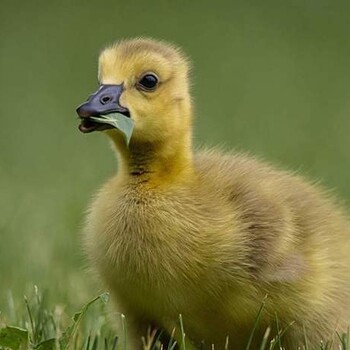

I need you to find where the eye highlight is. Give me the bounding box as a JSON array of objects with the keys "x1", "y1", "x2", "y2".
[{"x1": 137, "y1": 73, "x2": 159, "y2": 91}]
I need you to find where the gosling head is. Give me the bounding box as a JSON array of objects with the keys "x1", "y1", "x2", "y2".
[{"x1": 76, "y1": 38, "x2": 192, "y2": 147}]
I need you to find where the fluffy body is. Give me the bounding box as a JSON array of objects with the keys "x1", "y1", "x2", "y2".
[{"x1": 82, "y1": 38, "x2": 350, "y2": 349}]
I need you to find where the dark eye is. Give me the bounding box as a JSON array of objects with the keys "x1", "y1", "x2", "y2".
[{"x1": 137, "y1": 73, "x2": 158, "y2": 91}]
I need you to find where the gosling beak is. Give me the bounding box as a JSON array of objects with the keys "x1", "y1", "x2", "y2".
[{"x1": 76, "y1": 84, "x2": 130, "y2": 133}]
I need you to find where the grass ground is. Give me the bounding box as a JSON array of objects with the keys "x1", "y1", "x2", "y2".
[{"x1": 1, "y1": 288, "x2": 349, "y2": 349}]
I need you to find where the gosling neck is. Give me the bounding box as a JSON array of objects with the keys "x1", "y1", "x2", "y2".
[{"x1": 108, "y1": 130, "x2": 194, "y2": 185}]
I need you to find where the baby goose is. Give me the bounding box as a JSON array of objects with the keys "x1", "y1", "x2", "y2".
[{"x1": 76, "y1": 38, "x2": 350, "y2": 349}]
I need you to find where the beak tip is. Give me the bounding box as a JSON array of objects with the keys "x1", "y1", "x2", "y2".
[{"x1": 76, "y1": 104, "x2": 91, "y2": 118}]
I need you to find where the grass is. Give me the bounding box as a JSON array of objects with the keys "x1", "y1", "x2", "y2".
[
  {"x1": 0, "y1": 287, "x2": 349, "y2": 350},
  {"x1": 0, "y1": 287, "x2": 116, "y2": 350}
]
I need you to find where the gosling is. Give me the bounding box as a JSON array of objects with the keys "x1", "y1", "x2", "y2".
[{"x1": 76, "y1": 38, "x2": 350, "y2": 349}]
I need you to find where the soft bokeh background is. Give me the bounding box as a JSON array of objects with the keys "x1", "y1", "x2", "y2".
[{"x1": 1, "y1": 0, "x2": 350, "y2": 312}]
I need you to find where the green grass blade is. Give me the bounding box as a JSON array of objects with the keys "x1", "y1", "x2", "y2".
[
  {"x1": 179, "y1": 314, "x2": 186, "y2": 350},
  {"x1": 274, "y1": 314, "x2": 281, "y2": 350},
  {"x1": 59, "y1": 292, "x2": 109, "y2": 349},
  {"x1": 35, "y1": 338, "x2": 56, "y2": 350},
  {"x1": 166, "y1": 328, "x2": 177, "y2": 350},
  {"x1": 121, "y1": 313, "x2": 127, "y2": 350},
  {"x1": 91, "y1": 335, "x2": 98, "y2": 350},
  {"x1": 24, "y1": 295, "x2": 36, "y2": 343},
  {"x1": 259, "y1": 327, "x2": 270, "y2": 350},
  {"x1": 112, "y1": 336, "x2": 118, "y2": 350},
  {"x1": 224, "y1": 336, "x2": 229, "y2": 350},
  {"x1": 246, "y1": 295, "x2": 267, "y2": 350}
]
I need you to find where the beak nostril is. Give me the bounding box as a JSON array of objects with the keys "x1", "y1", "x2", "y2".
[
  {"x1": 100, "y1": 95, "x2": 112, "y2": 105},
  {"x1": 76, "y1": 84, "x2": 128, "y2": 120}
]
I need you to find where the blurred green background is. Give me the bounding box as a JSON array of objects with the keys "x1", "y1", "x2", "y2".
[{"x1": 1, "y1": 0, "x2": 350, "y2": 312}]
